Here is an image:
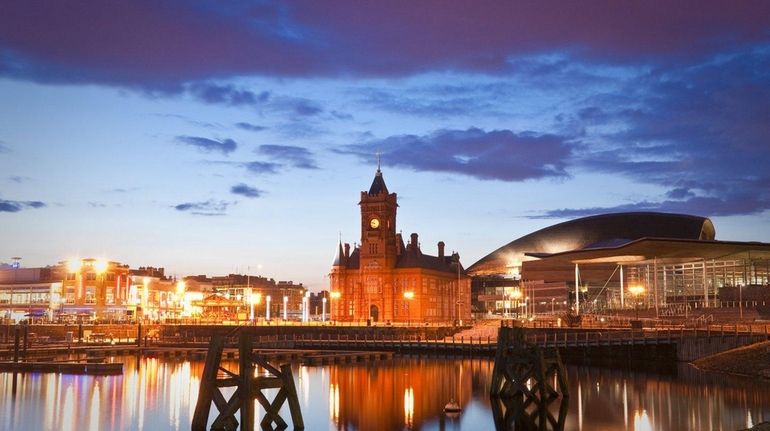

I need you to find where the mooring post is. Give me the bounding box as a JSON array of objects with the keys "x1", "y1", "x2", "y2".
[
  {"x1": 239, "y1": 334, "x2": 255, "y2": 431},
  {"x1": 13, "y1": 325, "x2": 20, "y2": 363},
  {"x1": 22, "y1": 324, "x2": 28, "y2": 358}
]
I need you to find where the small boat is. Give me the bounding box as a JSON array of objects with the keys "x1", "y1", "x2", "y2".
[{"x1": 444, "y1": 399, "x2": 462, "y2": 414}]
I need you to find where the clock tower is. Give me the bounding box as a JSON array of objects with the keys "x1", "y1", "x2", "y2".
[
  {"x1": 358, "y1": 166, "x2": 398, "y2": 321},
  {"x1": 360, "y1": 166, "x2": 398, "y2": 267}
]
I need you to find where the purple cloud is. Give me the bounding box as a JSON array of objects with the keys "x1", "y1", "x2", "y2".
[
  {"x1": 173, "y1": 200, "x2": 230, "y2": 216},
  {"x1": 231, "y1": 183, "x2": 263, "y2": 198},
  {"x1": 258, "y1": 145, "x2": 318, "y2": 169},
  {"x1": 340, "y1": 127, "x2": 571, "y2": 181},
  {"x1": 539, "y1": 47, "x2": 770, "y2": 217},
  {"x1": 0, "y1": 199, "x2": 45, "y2": 213},
  {"x1": 176, "y1": 136, "x2": 237, "y2": 155},
  {"x1": 244, "y1": 161, "x2": 281, "y2": 175},
  {"x1": 2, "y1": 2, "x2": 769, "y2": 88},
  {"x1": 235, "y1": 122, "x2": 267, "y2": 132}
]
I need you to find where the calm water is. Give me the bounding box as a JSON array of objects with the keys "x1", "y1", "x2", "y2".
[{"x1": 1, "y1": 355, "x2": 769, "y2": 430}]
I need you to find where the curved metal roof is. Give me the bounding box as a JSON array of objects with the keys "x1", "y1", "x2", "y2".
[{"x1": 467, "y1": 212, "x2": 715, "y2": 276}]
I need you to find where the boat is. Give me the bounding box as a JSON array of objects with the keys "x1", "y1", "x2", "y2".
[{"x1": 444, "y1": 398, "x2": 462, "y2": 414}]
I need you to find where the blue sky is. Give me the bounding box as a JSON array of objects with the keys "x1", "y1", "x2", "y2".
[{"x1": 1, "y1": 1, "x2": 769, "y2": 289}]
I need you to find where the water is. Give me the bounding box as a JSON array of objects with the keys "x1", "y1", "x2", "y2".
[{"x1": 1, "y1": 355, "x2": 769, "y2": 430}]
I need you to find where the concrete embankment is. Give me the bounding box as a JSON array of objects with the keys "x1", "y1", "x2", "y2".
[{"x1": 693, "y1": 340, "x2": 770, "y2": 379}]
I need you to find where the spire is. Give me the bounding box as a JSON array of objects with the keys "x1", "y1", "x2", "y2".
[
  {"x1": 332, "y1": 239, "x2": 345, "y2": 266},
  {"x1": 368, "y1": 155, "x2": 389, "y2": 195}
]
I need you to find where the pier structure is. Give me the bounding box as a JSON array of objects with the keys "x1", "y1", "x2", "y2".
[
  {"x1": 489, "y1": 326, "x2": 569, "y2": 431},
  {"x1": 192, "y1": 332, "x2": 304, "y2": 431}
]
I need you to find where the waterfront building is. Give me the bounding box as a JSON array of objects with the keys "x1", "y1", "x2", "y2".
[
  {"x1": 468, "y1": 212, "x2": 770, "y2": 316},
  {"x1": 195, "y1": 273, "x2": 307, "y2": 322},
  {"x1": 329, "y1": 167, "x2": 471, "y2": 324}
]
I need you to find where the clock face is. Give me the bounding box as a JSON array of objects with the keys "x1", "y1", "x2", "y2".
[{"x1": 370, "y1": 218, "x2": 380, "y2": 229}]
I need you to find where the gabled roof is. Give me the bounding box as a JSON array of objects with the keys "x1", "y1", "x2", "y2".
[{"x1": 368, "y1": 169, "x2": 389, "y2": 195}]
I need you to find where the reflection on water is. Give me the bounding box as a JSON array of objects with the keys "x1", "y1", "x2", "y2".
[{"x1": 1, "y1": 355, "x2": 769, "y2": 430}]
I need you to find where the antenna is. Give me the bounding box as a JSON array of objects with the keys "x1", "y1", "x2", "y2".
[{"x1": 376, "y1": 150, "x2": 382, "y2": 172}]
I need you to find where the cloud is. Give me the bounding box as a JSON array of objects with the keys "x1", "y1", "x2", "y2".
[
  {"x1": 0, "y1": 141, "x2": 9, "y2": 153},
  {"x1": 235, "y1": 122, "x2": 267, "y2": 132},
  {"x1": 533, "y1": 195, "x2": 770, "y2": 219},
  {"x1": 187, "y1": 83, "x2": 269, "y2": 107},
  {"x1": 0, "y1": 199, "x2": 45, "y2": 213},
  {"x1": 258, "y1": 145, "x2": 318, "y2": 169},
  {"x1": 176, "y1": 136, "x2": 237, "y2": 155},
  {"x1": 557, "y1": 46, "x2": 770, "y2": 217},
  {"x1": 8, "y1": 175, "x2": 30, "y2": 183},
  {"x1": 2, "y1": 2, "x2": 769, "y2": 89},
  {"x1": 244, "y1": 161, "x2": 281, "y2": 175},
  {"x1": 173, "y1": 199, "x2": 231, "y2": 216},
  {"x1": 231, "y1": 183, "x2": 263, "y2": 198},
  {"x1": 88, "y1": 202, "x2": 107, "y2": 208},
  {"x1": 338, "y1": 127, "x2": 571, "y2": 181}
]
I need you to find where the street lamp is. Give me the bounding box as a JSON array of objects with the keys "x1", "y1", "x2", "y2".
[
  {"x1": 283, "y1": 295, "x2": 288, "y2": 321},
  {"x1": 628, "y1": 285, "x2": 645, "y2": 320},
  {"x1": 322, "y1": 297, "x2": 327, "y2": 322},
  {"x1": 303, "y1": 291, "x2": 310, "y2": 323},
  {"x1": 403, "y1": 291, "x2": 414, "y2": 326},
  {"x1": 266, "y1": 295, "x2": 271, "y2": 321}
]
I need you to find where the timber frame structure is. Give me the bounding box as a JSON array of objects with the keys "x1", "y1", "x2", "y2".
[
  {"x1": 490, "y1": 326, "x2": 569, "y2": 431},
  {"x1": 191, "y1": 333, "x2": 304, "y2": 431}
]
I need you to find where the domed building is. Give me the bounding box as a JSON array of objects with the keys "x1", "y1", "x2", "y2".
[{"x1": 467, "y1": 212, "x2": 769, "y2": 316}]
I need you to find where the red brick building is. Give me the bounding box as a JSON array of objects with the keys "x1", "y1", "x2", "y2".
[{"x1": 329, "y1": 168, "x2": 471, "y2": 324}]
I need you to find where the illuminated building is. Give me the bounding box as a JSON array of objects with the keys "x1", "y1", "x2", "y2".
[
  {"x1": 329, "y1": 167, "x2": 471, "y2": 324},
  {"x1": 468, "y1": 212, "x2": 770, "y2": 315}
]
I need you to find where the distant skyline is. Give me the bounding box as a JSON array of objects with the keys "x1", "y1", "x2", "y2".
[{"x1": 1, "y1": 1, "x2": 769, "y2": 290}]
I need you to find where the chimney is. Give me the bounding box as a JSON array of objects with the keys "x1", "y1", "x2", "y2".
[
  {"x1": 438, "y1": 241, "x2": 445, "y2": 258},
  {"x1": 344, "y1": 243, "x2": 350, "y2": 258},
  {"x1": 410, "y1": 233, "x2": 419, "y2": 250}
]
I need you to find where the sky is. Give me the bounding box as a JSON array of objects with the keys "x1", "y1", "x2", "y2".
[{"x1": 1, "y1": 1, "x2": 769, "y2": 290}]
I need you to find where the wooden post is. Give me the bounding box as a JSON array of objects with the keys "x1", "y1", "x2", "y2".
[
  {"x1": 13, "y1": 325, "x2": 20, "y2": 363},
  {"x1": 193, "y1": 332, "x2": 304, "y2": 431}
]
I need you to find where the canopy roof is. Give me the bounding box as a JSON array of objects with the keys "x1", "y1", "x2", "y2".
[{"x1": 526, "y1": 237, "x2": 770, "y2": 267}]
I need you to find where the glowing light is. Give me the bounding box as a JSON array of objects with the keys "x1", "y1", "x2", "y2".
[
  {"x1": 330, "y1": 291, "x2": 341, "y2": 299},
  {"x1": 175, "y1": 281, "x2": 186, "y2": 297},
  {"x1": 510, "y1": 289, "x2": 522, "y2": 300},
  {"x1": 404, "y1": 387, "x2": 414, "y2": 428},
  {"x1": 633, "y1": 409, "x2": 652, "y2": 431},
  {"x1": 628, "y1": 285, "x2": 645, "y2": 296},
  {"x1": 67, "y1": 259, "x2": 82, "y2": 273},
  {"x1": 93, "y1": 259, "x2": 108, "y2": 274},
  {"x1": 403, "y1": 291, "x2": 414, "y2": 300}
]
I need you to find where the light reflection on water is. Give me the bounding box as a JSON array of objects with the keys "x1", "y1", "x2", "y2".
[{"x1": 0, "y1": 356, "x2": 769, "y2": 430}]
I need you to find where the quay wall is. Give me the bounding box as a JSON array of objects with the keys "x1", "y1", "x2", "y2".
[{"x1": 1, "y1": 323, "x2": 460, "y2": 344}]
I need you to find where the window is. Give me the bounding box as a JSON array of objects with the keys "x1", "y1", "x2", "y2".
[
  {"x1": 85, "y1": 287, "x2": 96, "y2": 304},
  {"x1": 106, "y1": 273, "x2": 115, "y2": 282},
  {"x1": 66, "y1": 273, "x2": 76, "y2": 281},
  {"x1": 86, "y1": 273, "x2": 96, "y2": 281},
  {"x1": 106, "y1": 288, "x2": 114, "y2": 305}
]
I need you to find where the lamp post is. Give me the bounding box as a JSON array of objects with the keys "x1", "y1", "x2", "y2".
[
  {"x1": 330, "y1": 291, "x2": 341, "y2": 322},
  {"x1": 302, "y1": 291, "x2": 310, "y2": 323},
  {"x1": 629, "y1": 285, "x2": 645, "y2": 320},
  {"x1": 322, "y1": 297, "x2": 327, "y2": 322},
  {"x1": 403, "y1": 291, "x2": 414, "y2": 326},
  {"x1": 266, "y1": 295, "x2": 271, "y2": 321}
]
